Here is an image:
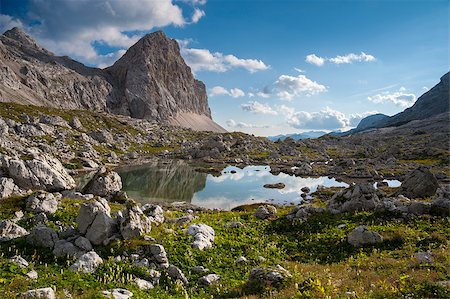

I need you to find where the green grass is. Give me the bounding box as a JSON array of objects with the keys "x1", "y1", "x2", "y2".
[{"x1": 0, "y1": 196, "x2": 448, "y2": 298}]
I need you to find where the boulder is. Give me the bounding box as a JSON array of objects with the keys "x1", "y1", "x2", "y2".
[
  {"x1": 26, "y1": 270, "x2": 38, "y2": 280},
  {"x1": 70, "y1": 251, "x2": 103, "y2": 274},
  {"x1": 9, "y1": 255, "x2": 29, "y2": 268},
  {"x1": 69, "y1": 117, "x2": 83, "y2": 130},
  {"x1": 254, "y1": 205, "x2": 277, "y2": 219},
  {"x1": 142, "y1": 204, "x2": 165, "y2": 225},
  {"x1": 119, "y1": 202, "x2": 152, "y2": 240},
  {"x1": 148, "y1": 244, "x2": 169, "y2": 268},
  {"x1": 0, "y1": 220, "x2": 28, "y2": 242},
  {"x1": 76, "y1": 198, "x2": 116, "y2": 245},
  {"x1": 134, "y1": 278, "x2": 153, "y2": 290},
  {"x1": 167, "y1": 265, "x2": 189, "y2": 286},
  {"x1": 0, "y1": 177, "x2": 20, "y2": 198},
  {"x1": 348, "y1": 225, "x2": 383, "y2": 247},
  {"x1": 286, "y1": 205, "x2": 324, "y2": 221},
  {"x1": 198, "y1": 274, "x2": 220, "y2": 287},
  {"x1": 1, "y1": 153, "x2": 75, "y2": 191},
  {"x1": 83, "y1": 168, "x2": 122, "y2": 197},
  {"x1": 398, "y1": 167, "x2": 439, "y2": 198},
  {"x1": 186, "y1": 224, "x2": 215, "y2": 250},
  {"x1": 248, "y1": 265, "x2": 291, "y2": 286},
  {"x1": 102, "y1": 289, "x2": 133, "y2": 299},
  {"x1": 52, "y1": 240, "x2": 84, "y2": 258},
  {"x1": 26, "y1": 191, "x2": 61, "y2": 214},
  {"x1": 74, "y1": 236, "x2": 93, "y2": 251},
  {"x1": 21, "y1": 287, "x2": 56, "y2": 299},
  {"x1": 328, "y1": 184, "x2": 382, "y2": 214},
  {"x1": 27, "y1": 225, "x2": 58, "y2": 249}
]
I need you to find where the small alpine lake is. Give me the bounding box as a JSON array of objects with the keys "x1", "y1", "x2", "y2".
[{"x1": 117, "y1": 161, "x2": 350, "y2": 210}]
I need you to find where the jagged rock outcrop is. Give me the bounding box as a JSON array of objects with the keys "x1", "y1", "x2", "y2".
[{"x1": 0, "y1": 27, "x2": 225, "y2": 133}]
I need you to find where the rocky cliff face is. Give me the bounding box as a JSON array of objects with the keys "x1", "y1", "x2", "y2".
[{"x1": 0, "y1": 28, "x2": 225, "y2": 133}]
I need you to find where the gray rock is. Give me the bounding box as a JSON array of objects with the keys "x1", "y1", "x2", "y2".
[
  {"x1": 134, "y1": 278, "x2": 153, "y2": 290},
  {"x1": 248, "y1": 265, "x2": 291, "y2": 286},
  {"x1": 52, "y1": 240, "x2": 83, "y2": 258},
  {"x1": 119, "y1": 203, "x2": 152, "y2": 240},
  {"x1": 148, "y1": 244, "x2": 169, "y2": 268},
  {"x1": 407, "y1": 201, "x2": 431, "y2": 216},
  {"x1": 186, "y1": 224, "x2": 215, "y2": 250},
  {"x1": 236, "y1": 256, "x2": 247, "y2": 263},
  {"x1": 26, "y1": 191, "x2": 60, "y2": 214},
  {"x1": 398, "y1": 167, "x2": 439, "y2": 198},
  {"x1": 89, "y1": 130, "x2": 114, "y2": 144},
  {"x1": 69, "y1": 117, "x2": 83, "y2": 130},
  {"x1": 74, "y1": 236, "x2": 93, "y2": 251},
  {"x1": 287, "y1": 205, "x2": 324, "y2": 221},
  {"x1": 76, "y1": 198, "x2": 115, "y2": 245},
  {"x1": 1, "y1": 153, "x2": 75, "y2": 191},
  {"x1": 167, "y1": 265, "x2": 189, "y2": 286},
  {"x1": 263, "y1": 183, "x2": 285, "y2": 189},
  {"x1": 0, "y1": 177, "x2": 20, "y2": 198},
  {"x1": 348, "y1": 226, "x2": 383, "y2": 247},
  {"x1": 142, "y1": 204, "x2": 164, "y2": 225},
  {"x1": 21, "y1": 287, "x2": 56, "y2": 299},
  {"x1": 415, "y1": 251, "x2": 434, "y2": 264},
  {"x1": 102, "y1": 288, "x2": 133, "y2": 299},
  {"x1": 301, "y1": 186, "x2": 311, "y2": 193},
  {"x1": 254, "y1": 205, "x2": 277, "y2": 219},
  {"x1": 192, "y1": 266, "x2": 209, "y2": 274},
  {"x1": 31, "y1": 212, "x2": 48, "y2": 225},
  {"x1": 70, "y1": 251, "x2": 103, "y2": 274},
  {"x1": 0, "y1": 220, "x2": 28, "y2": 242},
  {"x1": 225, "y1": 221, "x2": 245, "y2": 228},
  {"x1": 26, "y1": 270, "x2": 38, "y2": 280},
  {"x1": 39, "y1": 114, "x2": 69, "y2": 127},
  {"x1": 198, "y1": 274, "x2": 220, "y2": 287},
  {"x1": 83, "y1": 168, "x2": 122, "y2": 197},
  {"x1": 328, "y1": 184, "x2": 382, "y2": 214},
  {"x1": 9, "y1": 255, "x2": 29, "y2": 268},
  {"x1": 27, "y1": 225, "x2": 58, "y2": 249}
]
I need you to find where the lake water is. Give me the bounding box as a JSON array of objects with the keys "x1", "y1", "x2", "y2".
[{"x1": 117, "y1": 160, "x2": 349, "y2": 210}]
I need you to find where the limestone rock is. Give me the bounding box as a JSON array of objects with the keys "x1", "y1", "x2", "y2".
[
  {"x1": 248, "y1": 265, "x2": 291, "y2": 286},
  {"x1": 398, "y1": 167, "x2": 439, "y2": 198},
  {"x1": 27, "y1": 225, "x2": 58, "y2": 249},
  {"x1": 83, "y1": 168, "x2": 122, "y2": 197},
  {"x1": 21, "y1": 287, "x2": 56, "y2": 299},
  {"x1": 0, "y1": 220, "x2": 28, "y2": 241},
  {"x1": 348, "y1": 226, "x2": 383, "y2": 247},
  {"x1": 9, "y1": 255, "x2": 29, "y2": 268},
  {"x1": 328, "y1": 184, "x2": 382, "y2": 214},
  {"x1": 26, "y1": 191, "x2": 60, "y2": 214},
  {"x1": 119, "y1": 202, "x2": 152, "y2": 240},
  {"x1": 74, "y1": 236, "x2": 93, "y2": 251},
  {"x1": 148, "y1": 244, "x2": 169, "y2": 268},
  {"x1": 186, "y1": 224, "x2": 215, "y2": 250},
  {"x1": 199, "y1": 274, "x2": 220, "y2": 287},
  {"x1": 70, "y1": 251, "x2": 103, "y2": 274},
  {"x1": 167, "y1": 265, "x2": 189, "y2": 285},
  {"x1": 0, "y1": 177, "x2": 20, "y2": 198},
  {"x1": 134, "y1": 278, "x2": 154, "y2": 290},
  {"x1": 53, "y1": 240, "x2": 83, "y2": 258},
  {"x1": 76, "y1": 198, "x2": 115, "y2": 245},
  {"x1": 142, "y1": 204, "x2": 164, "y2": 225},
  {"x1": 102, "y1": 288, "x2": 133, "y2": 299},
  {"x1": 254, "y1": 205, "x2": 277, "y2": 219}
]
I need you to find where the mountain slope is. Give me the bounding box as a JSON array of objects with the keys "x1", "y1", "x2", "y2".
[{"x1": 0, "y1": 28, "x2": 225, "y2": 133}]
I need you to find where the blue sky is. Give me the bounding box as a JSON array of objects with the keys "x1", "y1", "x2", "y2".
[{"x1": 0, "y1": 0, "x2": 448, "y2": 136}]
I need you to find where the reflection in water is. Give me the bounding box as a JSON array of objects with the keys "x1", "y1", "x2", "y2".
[
  {"x1": 117, "y1": 160, "x2": 207, "y2": 203},
  {"x1": 118, "y1": 162, "x2": 349, "y2": 210}
]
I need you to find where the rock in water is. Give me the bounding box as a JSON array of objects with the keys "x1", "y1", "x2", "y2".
[
  {"x1": 398, "y1": 167, "x2": 439, "y2": 198},
  {"x1": 348, "y1": 225, "x2": 383, "y2": 247}
]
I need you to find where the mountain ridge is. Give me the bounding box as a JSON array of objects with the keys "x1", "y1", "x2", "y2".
[{"x1": 0, "y1": 28, "x2": 225, "y2": 133}]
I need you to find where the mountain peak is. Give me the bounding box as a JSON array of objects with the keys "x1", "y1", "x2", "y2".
[{"x1": 3, "y1": 27, "x2": 37, "y2": 46}]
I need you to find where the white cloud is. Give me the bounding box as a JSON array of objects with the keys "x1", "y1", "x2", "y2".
[
  {"x1": 306, "y1": 52, "x2": 376, "y2": 66},
  {"x1": 180, "y1": 46, "x2": 269, "y2": 73},
  {"x1": 273, "y1": 74, "x2": 327, "y2": 100},
  {"x1": 0, "y1": 0, "x2": 207, "y2": 67},
  {"x1": 209, "y1": 86, "x2": 245, "y2": 98},
  {"x1": 368, "y1": 87, "x2": 416, "y2": 108},
  {"x1": 191, "y1": 8, "x2": 205, "y2": 23},
  {"x1": 0, "y1": 14, "x2": 23, "y2": 33},
  {"x1": 226, "y1": 119, "x2": 270, "y2": 129},
  {"x1": 241, "y1": 101, "x2": 278, "y2": 115},
  {"x1": 294, "y1": 67, "x2": 305, "y2": 73},
  {"x1": 329, "y1": 52, "x2": 376, "y2": 64},
  {"x1": 305, "y1": 54, "x2": 325, "y2": 66},
  {"x1": 230, "y1": 88, "x2": 245, "y2": 98},
  {"x1": 280, "y1": 106, "x2": 378, "y2": 130}
]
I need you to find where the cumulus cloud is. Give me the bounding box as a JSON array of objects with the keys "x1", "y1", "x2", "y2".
[
  {"x1": 329, "y1": 52, "x2": 376, "y2": 64},
  {"x1": 209, "y1": 86, "x2": 245, "y2": 98},
  {"x1": 305, "y1": 54, "x2": 325, "y2": 66},
  {"x1": 306, "y1": 52, "x2": 376, "y2": 66},
  {"x1": 180, "y1": 47, "x2": 269, "y2": 73},
  {"x1": 272, "y1": 74, "x2": 327, "y2": 100},
  {"x1": 226, "y1": 119, "x2": 271, "y2": 129},
  {"x1": 278, "y1": 105, "x2": 378, "y2": 130},
  {"x1": 0, "y1": 0, "x2": 206, "y2": 67},
  {"x1": 241, "y1": 101, "x2": 278, "y2": 115},
  {"x1": 191, "y1": 8, "x2": 206, "y2": 23},
  {"x1": 368, "y1": 87, "x2": 416, "y2": 108}
]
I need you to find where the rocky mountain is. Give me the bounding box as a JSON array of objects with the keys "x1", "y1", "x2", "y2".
[
  {"x1": 349, "y1": 72, "x2": 449, "y2": 134},
  {"x1": 0, "y1": 28, "x2": 225, "y2": 133},
  {"x1": 267, "y1": 131, "x2": 328, "y2": 141}
]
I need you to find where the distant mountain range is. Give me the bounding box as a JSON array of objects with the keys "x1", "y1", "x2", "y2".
[
  {"x1": 267, "y1": 131, "x2": 329, "y2": 141},
  {"x1": 336, "y1": 72, "x2": 449, "y2": 136}
]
